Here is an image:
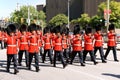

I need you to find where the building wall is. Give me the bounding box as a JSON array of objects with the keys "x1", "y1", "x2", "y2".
[
  {"x1": 46, "y1": 0, "x2": 67, "y2": 22},
  {"x1": 46, "y1": 0, "x2": 84, "y2": 22},
  {"x1": 46, "y1": 0, "x2": 120, "y2": 22}
]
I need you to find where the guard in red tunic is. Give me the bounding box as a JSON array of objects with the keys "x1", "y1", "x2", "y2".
[
  {"x1": 104, "y1": 24, "x2": 119, "y2": 62},
  {"x1": 5, "y1": 24, "x2": 19, "y2": 74},
  {"x1": 28, "y1": 24, "x2": 40, "y2": 72},
  {"x1": 36, "y1": 25, "x2": 43, "y2": 59},
  {"x1": 18, "y1": 24, "x2": 29, "y2": 67},
  {"x1": 42, "y1": 27, "x2": 53, "y2": 64},
  {"x1": 70, "y1": 25, "x2": 85, "y2": 66},
  {"x1": 94, "y1": 25, "x2": 106, "y2": 63},
  {"x1": 53, "y1": 26, "x2": 67, "y2": 68},
  {"x1": 0, "y1": 27, "x2": 4, "y2": 49},
  {"x1": 83, "y1": 27, "x2": 98, "y2": 65},
  {"x1": 62, "y1": 27, "x2": 70, "y2": 63}
]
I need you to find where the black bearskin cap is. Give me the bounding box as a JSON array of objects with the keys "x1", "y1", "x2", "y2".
[
  {"x1": 43, "y1": 26, "x2": 50, "y2": 34},
  {"x1": 85, "y1": 27, "x2": 92, "y2": 34},
  {"x1": 20, "y1": 24, "x2": 27, "y2": 32},
  {"x1": 95, "y1": 24, "x2": 101, "y2": 31},
  {"x1": 55, "y1": 25, "x2": 61, "y2": 34},
  {"x1": 36, "y1": 25, "x2": 42, "y2": 30},
  {"x1": 7, "y1": 24, "x2": 16, "y2": 35},
  {"x1": 28, "y1": 23, "x2": 37, "y2": 32},
  {"x1": 73, "y1": 25, "x2": 80, "y2": 35},
  {"x1": 108, "y1": 24, "x2": 115, "y2": 31}
]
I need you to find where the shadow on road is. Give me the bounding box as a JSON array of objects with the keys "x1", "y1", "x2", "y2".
[{"x1": 102, "y1": 73, "x2": 120, "y2": 79}]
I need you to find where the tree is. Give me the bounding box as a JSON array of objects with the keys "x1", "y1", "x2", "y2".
[
  {"x1": 78, "y1": 14, "x2": 90, "y2": 29},
  {"x1": 71, "y1": 13, "x2": 90, "y2": 29},
  {"x1": 49, "y1": 14, "x2": 68, "y2": 27},
  {"x1": 98, "y1": 0, "x2": 120, "y2": 28},
  {"x1": 90, "y1": 15, "x2": 105, "y2": 28},
  {"x1": 10, "y1": 5, "x2": 46, "y2": 27}
]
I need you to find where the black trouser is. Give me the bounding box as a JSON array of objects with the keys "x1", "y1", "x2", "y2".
[
  {"x1": 63, "y1": 49, "x2": 69, "y2": 59},
  {"x1": 7, "y1": 54, "x2": 18, "y2": 71},
  {"x1": 18, "y1": 50, "x2": 29, "y2": 66},
  {"x1": 0, "y1": 40, "x2": 3, "y2": 49},
  {"x1": 70, "y1": 51, "x2": 84, "y2": 64},
  {"x1": 104, "y1": 46, "x2": 118, "y2": 60},
  {"x1": 4, "y1": 42, "x2": 7, "y2": 48},
  {"x1": 39, "y1": 47, "x2": 43, "y2": 57},
  {"x1": 28, "y1": 53, "x2": 39, "y2": 69},
  {"x1": 54, "y1": 51, "x2": 65, "y2": 66},
  {"x1": 83, "y1": 50, "x2": 96, "y2": 63},
  {"x1": 94, "y1": 47, "x2": 105, "y2": 61},
  {"x1": 42, "y1": 49, "x2": 53, "y2": 63}
]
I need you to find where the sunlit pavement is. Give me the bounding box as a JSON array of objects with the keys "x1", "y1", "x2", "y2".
[{"x1": 0, "y1": 45, "x2": 120, "y2": 80}]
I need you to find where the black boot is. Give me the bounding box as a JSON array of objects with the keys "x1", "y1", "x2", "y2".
[
  {"x1": 81, "y1": 63, "x2": 85, "y2": 66},
  {"x1": 63, "y1": 63, "x2": 67, "y2": 69},
  {"x1": 115, "y1": 59, "x2": 119, "y2": 62},
  {"x1": 36, "y1": 67, "x2": 40, "y2": 72},
  {"x1": 6, "y1": 68, "x2": 10, "y2": 72},
  {"x1": 102, "y1": 60, "x2": 107, "y2": 63},
  {"x1": 14, "y1": 69, "x2": 19, "y2": 74},
  {"x1": 94, "y1": 62, "x2": 98, "y2": 65}
]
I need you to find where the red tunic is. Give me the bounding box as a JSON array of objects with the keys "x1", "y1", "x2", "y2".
[
  {"x1": 28, "y1": 34, "x2": 39, "y2": 53},
  {"x1": 107, "y1": 32, "x2": 116, "y2": 47},
  {"x1": 37, "y1": 33, "x2": 43, "y2": 47},
  {"x1": 43, "y1": 33, "x2": 52, "y2": 50},
  {"x1": 62, "y1": 35, "x2": 68, "y2": 49},
  {"x1": 84, "y1": 34, "x2": 94, "y2": 50},
  {"x1": 51, "y1": 33, "x2": 57, "y2": 48},
  {"x1": 19, "y1": 33, "x2": 29, "y2": 50},
  {"x1": 72, "y1": 34, "x2": 82, "y2": 51},
  {"x1": 54, "y1": 36, "x2": 62, "y2": 51},
  {"x1": 5, "y1": 35, "x2": 18, "y2": 54},
  {"x1": 94, "y1": 32, "x2": 103, "y2": 47},
  {"x1": 0, "y1": 31, "x2": 3, "y2": 41}
]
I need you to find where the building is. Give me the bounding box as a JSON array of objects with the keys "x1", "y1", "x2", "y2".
[
  {"x1": 46, "y1": 0, "x2": 120, "y2": 22},
  {"x1": 36, "y1": 5, "x2": 44, "y2": 12}
]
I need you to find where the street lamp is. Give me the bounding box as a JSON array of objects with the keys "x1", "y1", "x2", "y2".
[
  {"x1": 28, "y1": 4, "x2": 30, "y2": 25},
  {"x1": 107, "y1": 0, "x2": 110, "y2": 32},
  {"x1": 68, "y1": 0, "x2": 70, "y2": 28}
]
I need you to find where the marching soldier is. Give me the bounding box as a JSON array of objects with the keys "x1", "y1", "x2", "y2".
[
  {"x1": 28, "y1": 24, "x2": 40, "y2": 72},
  {"x1": 5, "y1": 24, "x2": 19, "y2": 74},
  {"x1": 70, "y1": 25, "x2": 85, "y2": 66},
  {"x1": 104, "y1": 24, "x2": 119, "y2": 62},
  {"x1": 62, "y1": 27, "x2": 70, "y2": 63},
  {"x1": 18, "y1": 24, "x2": 29, "y2": 67},
  {"x1": 83, "y1": 27, "x2": 98, "y2": 65},
  {"x1": 94, "y1": 25, "x2": 106, "y2": 63},
  {"x1": 42, "y1": 27, "x2": 53, "y2": 64},
  {"x1": 0, "y1": 27, "x2": 4, "y2": 49},
  {"x1": 36, "y1": 25, "x2": 43, "y2": 59},
  {"x1": 53, "y1": 26, "x2": 67, "y2": 68}
]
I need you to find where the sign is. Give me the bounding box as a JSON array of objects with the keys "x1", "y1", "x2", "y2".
[{"x1": 104, "y1": 9, "x2": 111, "y2": 20}]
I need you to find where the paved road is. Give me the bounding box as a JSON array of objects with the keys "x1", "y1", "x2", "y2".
[{"x1": 0, "y1": 48, "x2": 120, "y2": 80}]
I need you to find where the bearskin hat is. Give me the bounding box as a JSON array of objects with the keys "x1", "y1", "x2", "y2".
[
  {"x1": 28, "y1": 23, "x2": 37, "y2": 32},
  {"x1": 62, "y1": 27, "x2": 69, "y2": 35},
  {"x1": 85, "y1": 27, "x2": 92, "y2": 34},
  {"x1": 7, "y1": 24, "x2": 16, "y2": 35},
  {"x1": 36, "y1": 25, "x2": 42, "y2": 30},
  {"x1": 43, "y1": 26, "x2": 50, "y2": 34},
  {"x1": 95, "y1": 24, "x2": 101, "y2": 31},
  {"x1": 50, "y1": 26, "x2": 55, "y2": 33},
  {"x1": 55, "y1": 25, "x2": 62, "y2": 34},
  {"x1": 108, "y1": 24, "x2": 115, "y2": 31},
  {"x1": 20, "y1": 24, "x2": 27, "y2": 32},
  {"x1": 73, "y1": 25, "x2": 80, "y2": 35}
]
